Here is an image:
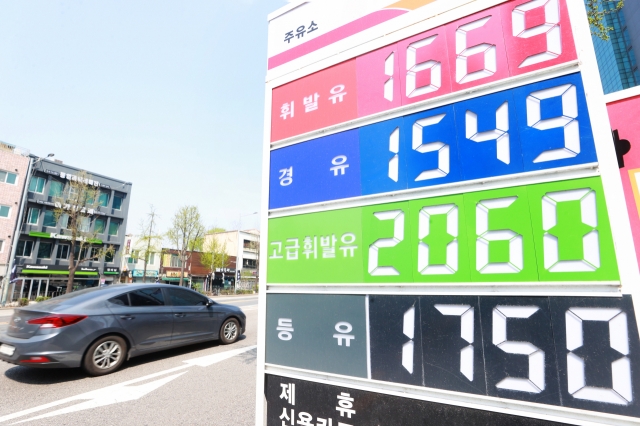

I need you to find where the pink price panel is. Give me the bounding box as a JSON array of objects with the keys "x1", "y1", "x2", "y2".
[{"x1": 270, "y1": 0, "x2": 577, "y2": 143}]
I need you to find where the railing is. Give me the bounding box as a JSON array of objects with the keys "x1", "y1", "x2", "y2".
[{"x1": 0, "y1": 141, "x2": 30, "y2": 156}]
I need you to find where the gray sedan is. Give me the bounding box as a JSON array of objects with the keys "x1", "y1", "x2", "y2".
[{"x1": 0, "y1": 284, "x2": 246, "y2": 376}]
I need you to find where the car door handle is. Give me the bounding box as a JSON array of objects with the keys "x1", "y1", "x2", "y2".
[
  {"x1": 120, "y1": 315, "x2": 135, "y2": 320},
  {"x1": 174, "y1": 313, "x2": 186, "y2": 318}
]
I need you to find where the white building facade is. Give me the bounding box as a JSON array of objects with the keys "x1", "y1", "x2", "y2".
[
  {"x1": 204, "y1": 229, "x2": 259, "y2": 284},
  {"x1": 121, "y1": 234, "x2": 160, "y2": 283}
]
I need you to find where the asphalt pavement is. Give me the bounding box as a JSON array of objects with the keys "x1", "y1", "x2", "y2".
[{"x1": 0, "y1": 295, "x2": 259, "y2": 425}]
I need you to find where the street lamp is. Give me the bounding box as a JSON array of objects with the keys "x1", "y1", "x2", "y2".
[{"x1": 1, "y1": 153, "x2": 54, "y2": 306}]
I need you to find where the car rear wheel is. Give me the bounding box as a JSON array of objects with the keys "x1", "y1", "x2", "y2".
[
  {"x1": 83, "y1": 335, "x2": 127, "y2": 376},
  {"x1": 220, "y1": 318, "x2": 240, "y2": 344}
]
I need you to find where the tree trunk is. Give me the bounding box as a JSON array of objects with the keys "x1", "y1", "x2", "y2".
[
  {"x1": 180, "y1": 250, "x2": 186, "y2": 287},
  {"x1": 66, "y1": 251, "x2": 75, "y2": 294}
]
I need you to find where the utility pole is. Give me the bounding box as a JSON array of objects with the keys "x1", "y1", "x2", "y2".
[{"x1": 142, "y1": 207, "x2": 157, "y2": 282}]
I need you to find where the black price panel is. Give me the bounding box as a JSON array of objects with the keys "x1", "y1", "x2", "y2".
[
  {"x1": 420, "y1": 296, "x2": 487, "y2": 395},
  {"x1": 479, "y1": 296, "x2": 560, "y2": 406},
  {"x1": 266, "y1": 294, "x2": 640, "y2": 418},
  {"x1": 369, "y1": 295, "x2": 424, "y2": 386},
  {"x1": 265, "y1": 374, "x2": 569, "y2": 426},
  {"x1": 550, "y1": 296, "x2": 640, "y2": 417}
]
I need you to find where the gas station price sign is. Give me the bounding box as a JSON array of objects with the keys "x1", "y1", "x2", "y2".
[{"x1": 257, "y1": 1, "x2": 640, "y2": 425}]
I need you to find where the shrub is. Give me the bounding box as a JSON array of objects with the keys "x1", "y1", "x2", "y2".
[
  {"x1": 35, "y1": 296, "x2": 51, "y2": 303},
  {"x1": 19, "y1": 298, "x2": 29, "y2": 306}
]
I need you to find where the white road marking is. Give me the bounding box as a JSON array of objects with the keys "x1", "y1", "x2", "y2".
[
  {"x1": 0, "y1": 345, "x2": 257, "y2": 424},
  {"x1": 14, "y1": 373, "x2": 187, "y2": 424}
]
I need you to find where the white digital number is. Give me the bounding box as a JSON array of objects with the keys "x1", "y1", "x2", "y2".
[
  {"x1": 542, "y1": 188, "x2": 600, "y2": 272},
  {"x1": 412, "y1": 114, "x2": 449, "y2": 182},
  {"x1": 389, "y1": 127, "x2": 400, "y2": 182},
  {"x1": 493, "y1": 306, "x2": 545, "y2": 393},
  {"x1": 402, "y1": 306, "x2": 415, "y2": 374},
  {"x1": 435, "y1": 305, "x2": 474, "y2": 381},
  {"x1": 418, "y1": 204, "x2": 458, "y2": 275},
  {"x1": 456, "y1": 16, "x2": 497, "y2": 84},
  {"x1": 465, "y1": 101, "x2": 510, "y2": 164},
  {"x1": 566, "y1": 308, "x2": 632, "y2": 405},
  {"x1": 476, "y1": 197, "x2": 523, "y2": 274},
  {"x1": 368, "y1": 210, "x2": 404, "y2": 276},
  {"x1": 406, "y1": 35, "x2": 441, "y2": 98},
  {"x1": 512, "y1": 0, "x2": 561, "y2": 68},
  {"x1": 527, "y1": 84, "x2": 579, "y2": 163},
  {"x1": 384, "y1": 52, "x2": 395, "y2": 101}
]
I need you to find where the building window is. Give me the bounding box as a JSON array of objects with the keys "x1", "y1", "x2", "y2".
[
  {"x1": 0, "y1": 170, "x2": 18, "y2": 185},
  {"x1": 108, "y1": 221, "x2": 120, "y2": 236},
  {"x1": 49, "y1": 180, "x2": 63, "y2": 198},
  {"x1": 78, "y1": 217, "x2": 90, "y2": 233},
  {"x1": 73, "y1": 245, "x2": 88, "y2": 260},
  {"x1": 105, "y1": 251, "x2": 114, "y2": 263},
  {"x1": 16, "y1": 240, "x2": 33, "y2": 257},
  {"x1": 57, "y1": 244, "x2": 70, "y2": 260},
  {"x1": 147, "y1": 252, "x2": 155, "y2": 265},
  {"x1": 43, "y1": 209, "x2": 57, "y2": 227},
  {"x1": 0, "y1": 240, "x2": 5, "y2": 253},
  {"x1": 60, "y1": 213, "x2": 69, "y2": 229},
  {"x1": 243, "y1": 258, "x2": 257, "y2": 268},
  {"x1": 98, "y1": 191, "x2": 110, "y2": 207},
  {"x1": 27, "y1": 208, "x2": 39, "y2": 225},
  {"x1": 68, "y1": 185, "x2": 79, "y2": 200},
  {"x1": 0, "y1": 205, "x2": 10, "y2": 219},
  {"x1": 90, "y1": 247, "x2": 101, "y2": 259},
  {"x1": 94, "y1": 217, "x2": 106, "y2": 234},
  {"x1": 170, "y1": 254, "x2": 182, "y2": 268},
  {"x1": 128, "y1": 249, "x2": 139, "y2": 264},
  {"x1": 113, "y1": 193, "x2": 124, "y2": 210},
  {"x1": 37, "y1": 242, "x2": 53, "y2": 259},
  {"x1": 28, "y1": 176, "x2": 45, "y2": 193}
]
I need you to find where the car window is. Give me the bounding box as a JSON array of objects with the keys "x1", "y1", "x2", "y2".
[
  {"x1": 167, "y1": 288, "x2": 208, "y2": 306},
  {"x1": 129, "y1": 288, "x2": 164, "y2": 306},
  {"x1": 108, "y1": 294, "x2": 130, "y2": 306}
]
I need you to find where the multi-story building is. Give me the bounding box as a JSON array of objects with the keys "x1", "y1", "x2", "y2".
[
  {"x1": 120, "y1": 234, "x2": 160, "y2": 283},
  {"x1": 9, "y1": 157, "x2": 132, "y2": 301},
  {"x1": 0, "y1": 143, "x2": 30, "y2": 282},
  {"x1": 589, "y1": 0, "x2": 640, "y2": 93},
  {"x1": 205, "y1": 229, "x2": 260, "y2": 285},
  {"x1": 158, "y1": 248, "x2": 211, "y2": 289}
]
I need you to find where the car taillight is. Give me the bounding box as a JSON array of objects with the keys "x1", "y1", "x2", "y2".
[
  {"x1": 20, "y1": 356, "x2": 51, "y2": 363},
  {"x1": 27, "y1": 314, "x2": 87, "y2": 328}
]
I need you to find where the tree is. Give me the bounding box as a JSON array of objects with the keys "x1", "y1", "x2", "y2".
[
  {"x1": 200, "y1": 233, "x2": 230, "y2": 290},
  {"x1": 586, "y1": 0, "x2": 624, "y2": 41},
  {"x1": 166, "y1": 206, "x2": 205, "y2": 287},
  {"x1": 52, "y1": 171, "x2": 115, "y2": 294},
  {"x1": 136, "y1": 205, "x2": 162, "y2": 281}
]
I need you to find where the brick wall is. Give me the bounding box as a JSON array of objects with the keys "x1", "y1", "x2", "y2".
[{"x1": 0, "y1": 150, "x2": 29, "y2": 272}]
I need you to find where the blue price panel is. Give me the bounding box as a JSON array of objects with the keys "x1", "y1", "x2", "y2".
[
  {"x1": 269, "y1": 73, "x2": 597, "y2": 209},
  {"x1": 269, "y1": 130, "x2": 362, "y2": 209},
  {"x1": 266, "y1": 294, "x2": 640, "y2": 418}
]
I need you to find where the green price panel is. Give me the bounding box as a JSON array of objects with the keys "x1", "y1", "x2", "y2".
[{"x1": 267, "y1": 177, "x2": 619, "y2": 284}]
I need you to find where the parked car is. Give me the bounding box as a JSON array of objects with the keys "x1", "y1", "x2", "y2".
[{"x1": 0, "y1": 284, "x2": 246, "y2": 376}]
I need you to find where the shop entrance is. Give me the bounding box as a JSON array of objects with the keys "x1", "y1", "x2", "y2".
[{"x1": 20, "y1": 278, "x2": 50, "y2": 301}]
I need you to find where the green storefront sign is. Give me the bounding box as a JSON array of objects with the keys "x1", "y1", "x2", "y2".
[
  {"x1": 267, "y1": 177, "x2": 618, "y2": 284},
  {"x1": 28, "y1": 231, "x2": 102, "y2": 244}
]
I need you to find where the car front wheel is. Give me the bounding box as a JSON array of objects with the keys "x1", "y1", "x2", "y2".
[
  {"x1": 220, "y1": 318, "x2": 240, "y2": 344},
  {"x1": 83, "y1": 335, "x2": 127, "y2": 376}
]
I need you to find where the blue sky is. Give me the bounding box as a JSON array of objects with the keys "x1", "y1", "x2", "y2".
[{"x1": 0, "y1": 0, "x2": 287, "y2": 235}]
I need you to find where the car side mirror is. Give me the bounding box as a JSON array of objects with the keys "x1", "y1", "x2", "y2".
[{"x1": 206, "y1": 300, "x2": 214, "y2": 307}]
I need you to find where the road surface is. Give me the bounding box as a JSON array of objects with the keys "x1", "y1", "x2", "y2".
[{"x1": 0, "y1": 295, "x2": 259, "y2": 425}]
